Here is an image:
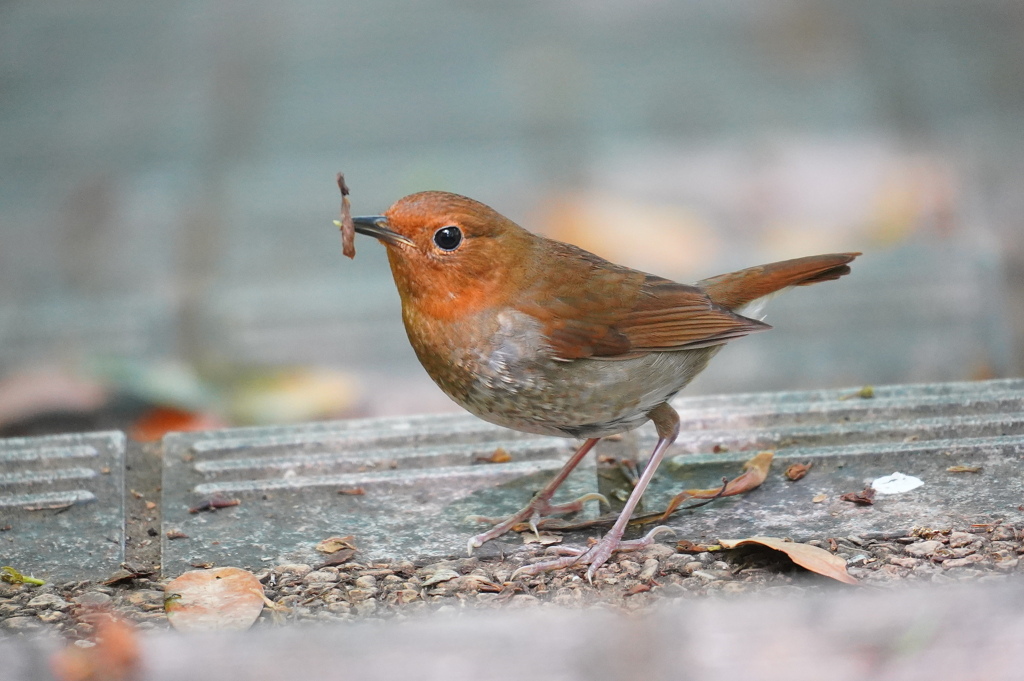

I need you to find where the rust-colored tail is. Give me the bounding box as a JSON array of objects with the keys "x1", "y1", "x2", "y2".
[{"x1": 698, "y1": 253, "x2": 860, "y2": 311}]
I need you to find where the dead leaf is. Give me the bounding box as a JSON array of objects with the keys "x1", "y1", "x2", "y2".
[
  {"x1": 164, "y1": 567, "x2": 265, "y2": 632},
  {"x1": 811, "y1": 493, "x2": 828, "y2": 503},
  {"x1": 315, "y1": 549, "x2": 356, "y2": 569},
  {"x1": 51, "y1": 610, "x2": 140, "y2": 681},
  {"x1": 785, "y1": 462, "x2": 812, "y2": 481},
  {"x1": 522, "y1": 532, "x2": 563, "y2": 546},
  {"x1": 337, "y1": 487, "x2": 366, "y2": 495},
  {"x1": 719, "y1": 536, "x2": 858, "y2": 585},
  {"x1": 840, "y1": 486, "x2": 876, "y2": 505},
  {"x1": 101, "y1": 565, "x2": 155, "y2": 586},
  {"x1": 659, "y1": 451, "x2": 774, "y2": 520},
  {"x1": 316, "y1": 535, "x2": 356, "y2": 553},
  {"x1": 335, "y1": 172, "x2": 355, "y2": 259},
  {"x1": 475, "y1": 447, "x2": 512, "y2": 464},
  {"x1": 145, "y1": 501, "x2": 157, "y2": 510},
  {"x1": 946, "y1": 465, "x2": 982, "y2": 473},
  {"x1": 165, "y1": 530, "x2": 189, "y2": 540},
  {"x1": 189, "y1": 495, "x2": 240, "y2": 513}
]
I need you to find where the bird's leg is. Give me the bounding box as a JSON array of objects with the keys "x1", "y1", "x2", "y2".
[
  {"x1": 467, "y1": 437, "x2": 605, "y2": 553},
  {"x1": 513, "y1": 403, "x2": 680, "y2": 581}
]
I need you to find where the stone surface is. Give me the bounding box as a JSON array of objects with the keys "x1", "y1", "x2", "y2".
[{"x1": 0, "y1": 431, "x2": 126, "y2": 581}]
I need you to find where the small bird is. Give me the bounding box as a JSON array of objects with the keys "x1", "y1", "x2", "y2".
[{"x1": 351, "y1": 191, "x2": 858, "y2": 580}]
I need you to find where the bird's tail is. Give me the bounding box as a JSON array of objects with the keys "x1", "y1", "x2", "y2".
[{"x1": 698, "y1": 253, "x2": 860, "y2": 313}]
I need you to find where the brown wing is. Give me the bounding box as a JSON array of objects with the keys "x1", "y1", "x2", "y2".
[{"x1": 515, "y1": 242, "x2": 768, "y2": 361}]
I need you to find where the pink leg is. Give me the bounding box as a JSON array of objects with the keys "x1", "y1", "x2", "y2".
[
  {"x1": 513, "y1": 402, "x2": 681, "y2": 581},
  {"x1": 467, "y1": 437, "x2": 606, "y2": 554}
]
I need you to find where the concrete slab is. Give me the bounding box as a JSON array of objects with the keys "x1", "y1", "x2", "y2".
[
  {"x1": 0, "y1": 431, "x2": 126, "y2": 581},
  {"x1": 161, "y1": 415, "x2": 585, "y2": 575},
  {"x1": 161, "y1": 379, "x2": 1024, "y2": 575}
]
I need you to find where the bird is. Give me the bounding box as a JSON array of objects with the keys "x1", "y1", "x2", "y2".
[{"x1": 350, "y1": 190, "x2": 858, "y2": 580}]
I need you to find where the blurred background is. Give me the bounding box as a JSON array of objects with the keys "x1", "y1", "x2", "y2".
[{"x1": 1, "y1": 0, "x2": 1022, "y2": 439}]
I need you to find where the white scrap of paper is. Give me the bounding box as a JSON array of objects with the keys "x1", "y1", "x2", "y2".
[{"x1": 871, "y1": 472, "x2": 924, "y2": 494}]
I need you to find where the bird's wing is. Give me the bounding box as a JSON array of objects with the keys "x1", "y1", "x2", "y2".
[{"x1": 515, "y1": 243, "x2": 768, "y2": 361}]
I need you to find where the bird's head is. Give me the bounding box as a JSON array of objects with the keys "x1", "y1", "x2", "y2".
[{"x1": 353, "y1": 191, "x2": 535, "y2": 320}]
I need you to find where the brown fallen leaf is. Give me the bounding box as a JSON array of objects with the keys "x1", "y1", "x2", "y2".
[
  {"x1": 165, "y1": 529, "x2": 189, "y2": 540},
  {"x1": 946, "y1": 465, "x2": 982, "y2": 474},
  {"x1": 840, "y1": 486, "x2": 876, "y2": 505},
  {"x1": 164, "y1": 567, "x2": 265, "y2": 632},
  {"x1": 811, "y1": 493, "x2": 828, "y2": 503},
  {"x1": 189, "y1": 495, "x2": 241, "y2": 514},
  {"x1": 335, "y1": 172, "x2": 355, "y2": 259},
  {"x1": 475, "y1": 447, "x2": 512, "y2": 464},
  {"x1": 101, "y1": 565, "x2": 156, "y2": 586},
  {"x1": 658, "y1": 451, "x2": 774, "y2": 520},
  {"x1": 315, "y1": 548, "x2": 356, "y2": 569},
  {"x1": 337, "y1": 487, "x2": 366, "y2": 496},
  {"x1": 522, "y1": 532, "x2": 563, "y2": 546},
  {"x1": 785, "y1": 462, "x2": 812, "y2": 481},
  {"x1": 51, "y1": 610, "x2": 140, "y2": 681},
  {"x1": 719, "y1": 536, "x2": 859, "y2": 585},
  {"x1": 316, "y1": 535, "x2": 357, "y2": 554}
]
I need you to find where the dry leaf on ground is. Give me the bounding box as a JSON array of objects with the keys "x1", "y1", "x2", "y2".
[
  {"x1": 946, "y1": 465, "x2": 981, "y2": 473},
  {"x1": 840, "y1": 487, "x2": 876, "y2": 505},
  {"x1": 164, "y1": 567, "x2": 265, "y2": 632},
  {"x1": 316, "y1": 535, "x2": 357, "y2": 554},
  {"x1": 658, "y1": 451, "x2": 774, "y2": 520},
  {"x1": 719, "y1": 536, "x2": 859, "y2": 585},
  {"x1": 785, "y1": 462, "x2": 812, "y2": 481}
]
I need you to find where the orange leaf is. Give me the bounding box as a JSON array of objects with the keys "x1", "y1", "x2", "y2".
[
  {"x1": 784, "y1": 462, "x2": 812, "y2": 481},
  {"x1": 660, "y1": 451, "x2": 773, "y2": 519},
  {"x1": 164, "y1": 567, "x2": 265, "y2": 632},
  {"x1": 719, "y1": 536, "x2": 859, "y2": 585}
]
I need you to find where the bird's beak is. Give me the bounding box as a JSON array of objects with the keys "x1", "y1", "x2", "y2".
[{"x1": 352, "y1": 216, "x2": 414, "y2": 247}]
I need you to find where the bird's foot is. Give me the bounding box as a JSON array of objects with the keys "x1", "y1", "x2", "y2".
[
  {"x1": 466, "y1": 492, "x2": 608, "y2": 554},
  {"x1": 512, "y1": 525, "x2": 676, "y2": 582}
]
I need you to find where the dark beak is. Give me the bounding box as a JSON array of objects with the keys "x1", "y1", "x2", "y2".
[{"x1": 352, "y1": 216, "x2": 414, "y2": 247}]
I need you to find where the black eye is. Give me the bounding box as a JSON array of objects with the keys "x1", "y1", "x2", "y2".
[{"x1": 433, "y1": 226, "x2": 463, "y2": 251}]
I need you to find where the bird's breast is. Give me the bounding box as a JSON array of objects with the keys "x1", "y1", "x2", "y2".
[{"x1": 401, "y1": 304, "x2": 717, "y2": 439}]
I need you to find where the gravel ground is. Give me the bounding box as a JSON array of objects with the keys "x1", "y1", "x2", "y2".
[{"x1": 2, "y1": 523, "x2": 1022, "y2": 639}]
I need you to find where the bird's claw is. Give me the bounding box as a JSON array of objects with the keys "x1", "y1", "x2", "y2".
[
  {"x1": 466, "y1": 491, "x2": 608, "y2": 555},
  {"x1": 511, "y1": 525, "x2": 677, "y2": 581}
]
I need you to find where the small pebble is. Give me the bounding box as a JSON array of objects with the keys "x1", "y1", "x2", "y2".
[
  {"x1": 303, "y1": 570, "x2": 338, "y2": 584},
  {"x1": 27, "y1": 593, "x2": 70, "y2": 610},
  {"x1": 73, "y1": 592, "x2": 113, "y2": 607},
  {"x1": 905, "y1": 540, "x2": 943, "y2": 558}
]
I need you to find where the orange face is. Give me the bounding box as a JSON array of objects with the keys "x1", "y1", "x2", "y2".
[{"x1": 355, "y1": 191, "x2": 535, "y2": 322}]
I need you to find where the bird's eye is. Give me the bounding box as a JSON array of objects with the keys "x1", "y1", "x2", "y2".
[{"x1": 433, "y1": 226, "x2": 463, "y2": 251}]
